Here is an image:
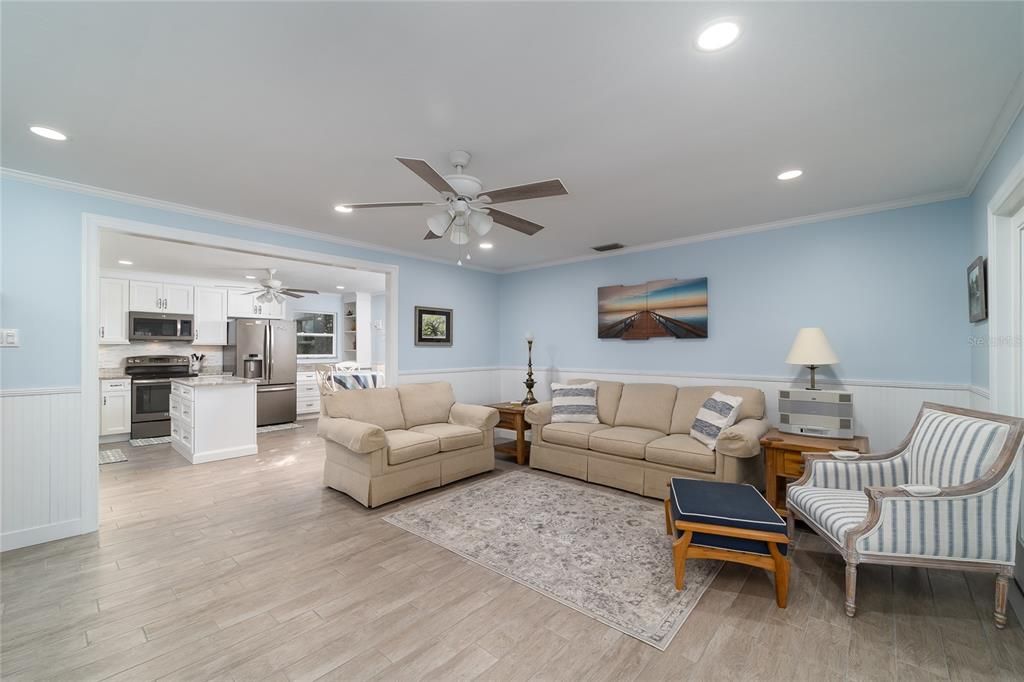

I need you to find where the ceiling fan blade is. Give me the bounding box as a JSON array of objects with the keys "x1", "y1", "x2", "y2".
[
  {"x1": 478, "y1": 178, "x2": 567, "y2": 204},
  {"x1": 396, "y1": 157, "x2": 456, "y2": 195},
  {"x1": 423, "y1": 214, "x2": 456, "y2": 240},
  {"x1": 281, "y1": 288, "x2": 319, "y2": 294},
  {"x1": 242, "y1": 289, "x2": 266, "y2": 295},
  {"x1": 278, "y1": 290, "x2": 304, "y2": 299},
  {"x1": 346, "y1": 201, "x2": 439, "y2": 209},
  {"x1": 489, "y1": 208, "x2": 545, "y2": 236}
]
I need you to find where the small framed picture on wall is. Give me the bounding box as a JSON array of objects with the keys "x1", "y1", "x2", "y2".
[
  {"x1": 414, "y1": 306, "x2": 453, "y2": 346},
  {"x1": 967, "y1": 256, "x2": 987, "y2": 323}
]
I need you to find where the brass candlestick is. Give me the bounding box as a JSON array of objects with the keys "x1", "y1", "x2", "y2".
[{"x1": 521, "y1": 338, "x2": 538, "y2": 406}]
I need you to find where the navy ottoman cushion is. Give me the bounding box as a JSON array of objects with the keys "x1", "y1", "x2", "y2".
[{"x1": 669, "y1": 478, "x2": 788, "y2": 556}]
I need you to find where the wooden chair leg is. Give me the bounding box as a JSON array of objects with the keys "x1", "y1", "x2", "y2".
[
  {"x1": 664, "y1": 498, "x2": 672, "y2": 536},
  {"x1": 845, "y1": 564, "x2": 858, "y2": 617},
  {"x1": 769, "y1": 543, "x2": 790, "y2": 608},
  {"x1": 995, "y1": 571, "x2": 1010, "y2": 629},
  {"x1": 673, "y1": 530, "x2": 692, "y2": 590}
]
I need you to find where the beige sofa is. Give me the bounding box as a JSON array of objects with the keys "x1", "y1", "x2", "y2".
[
  {"x1": 524, "y1": 380, "x2": 769, "y2": 498},
  {"x1": 316, "y1": 382, "x2": 499, "y2": 507}
]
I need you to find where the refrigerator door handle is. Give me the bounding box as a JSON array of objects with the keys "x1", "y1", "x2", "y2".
[
  {"x1": 268, "y1": 323, "x2": 275, "y2": 381},
  {"x1": 263, "y1": 325, "x2": 271, "y2": 383},
  {"x1": 257, "y1": 385, "x2": 294, "y2": 393}
]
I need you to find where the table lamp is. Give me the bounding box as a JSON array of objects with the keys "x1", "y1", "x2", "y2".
[
  {"x1": 785, "y1": 327, "x2": 838, "y2": 390},
  {"x1": 521, "y1": 332, "x2": 537, "y2": 406}
]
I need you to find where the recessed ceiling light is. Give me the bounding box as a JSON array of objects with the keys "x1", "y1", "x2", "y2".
[
  {"x1": 29, "y1": 125, "x2": 67, "y2": 141},
  {"x1": 336, "y1": 285, "x2": 345, "y2": 289},
  {"x1": 479, "y1": 242, "x2": 493, "y2": 250},
  {"x1": 696, "y1": 21, "x2": 740, "y2": 52},
  {"x1": 117, "y1": 259, "x2": 133, "y2": 265},
  {"x1": 245, "y1": 275, "x2": 257, "y2": 279},
  {"x1": 777, "y1": 169, "x2": 803, "y2": 181},
  {"x1": 334, "y1": 204, "x2": 353, "y2": 214}
]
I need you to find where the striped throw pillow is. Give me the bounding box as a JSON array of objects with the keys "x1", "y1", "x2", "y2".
[
  {"x1": 691, "y1": 392, "x2": 744, "y2": 450},
  {"x1": 551, "y1": 382, "x2": 600, "y2": 423}
]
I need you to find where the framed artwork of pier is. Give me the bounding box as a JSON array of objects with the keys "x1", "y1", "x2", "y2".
[{"x1": 598, "y1": 277, "x2": 708, "y2": 340}]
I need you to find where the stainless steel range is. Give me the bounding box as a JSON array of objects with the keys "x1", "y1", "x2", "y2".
[{"x1": 125, "y1": 355, "x2": 196, "y2": 438}]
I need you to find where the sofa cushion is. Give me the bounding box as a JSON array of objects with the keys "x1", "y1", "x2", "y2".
[
  {"x1": 645, "y1": 434, "x2": 716, "y2": 473},
  {"x1": 670, "y1": 386, "x2": 766, "y2": 434},
  {"x1": 691, "y1": 392, "x2": 744, "y2": 450},
  {"x1": 386, "y1": 429, "x2": 441, "y2": 465},
  {"x1": 409, "y1": 423, "x2": 483, "y2": 452},
  {"x1": 787, "y1": 486, "x2": 869, "y2": 544},
  {"x1": 322, "y1": 388, "x2": 406, "y2": 431},
  {"x1": 589, "y1": 427, "x2": 665, "y2": 459},
  {"x1": 551, "y1": 382, "x2": 599, "y2": 423},
  {"x1": 613, "y1": 383, "x2": 678, "y2": 433},
  {"x1": 397, "y1": 382, "x2": 455, "y2": 428},
  {"x1": 542, "y1": 422, "x2": 608, "y2": 448},
  {"x1": 569, "y1": 379, "x2": 623, "y2": 425}
]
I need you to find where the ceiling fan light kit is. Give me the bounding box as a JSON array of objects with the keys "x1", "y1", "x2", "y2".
[{"x1": 336, "y1": 150, "x2": 568, "y2": 263}]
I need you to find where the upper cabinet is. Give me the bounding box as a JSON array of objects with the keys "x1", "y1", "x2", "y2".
[
  {"x1": 99, "y1": 278, "x2": 130, "y2": 345},
  {"x1": 194, "y1": 287, "x2": 228, "y2": 345},
  {"x1": 226, "y1": 288, "x2": 284, "y2": 319},
  {"x1": 130, "y1": 280, "x2": 194, "y2": 314}
]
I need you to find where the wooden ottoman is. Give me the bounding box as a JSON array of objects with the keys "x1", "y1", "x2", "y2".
[{"x1": 665, "y1": 478, "x2": 791, "y2": 607}]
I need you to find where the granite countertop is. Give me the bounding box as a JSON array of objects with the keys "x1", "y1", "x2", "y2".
[
  {"x1": 171, "y1": 376, "x2": 259, "y2": 387},
  {"x1": 99, "y1": 371, "x2": 129, "y2": 380}
]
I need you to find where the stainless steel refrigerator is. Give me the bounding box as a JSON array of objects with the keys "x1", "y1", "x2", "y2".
[{"x1": 224, "y1": 319, "x2": 297, "y2": 426}]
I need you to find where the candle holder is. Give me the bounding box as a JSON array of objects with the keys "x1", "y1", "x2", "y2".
[{"x1": 521, "y1": 338, "x2": 538, "y2": 406}]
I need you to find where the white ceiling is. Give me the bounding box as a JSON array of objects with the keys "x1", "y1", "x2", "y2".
[
  {"x1": 3, "y1": 2, "x2": 1022, "y2": 270},
  {"x1": 100, "y1": 231, "x2": 386, "y2": 294}
]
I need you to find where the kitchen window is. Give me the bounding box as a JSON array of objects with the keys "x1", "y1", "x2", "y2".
[{"x1": 295, "y1": 311, "x2": 337, "y2": 358}]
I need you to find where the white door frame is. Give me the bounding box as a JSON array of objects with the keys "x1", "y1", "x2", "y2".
[
  {"x1": 80, "y1": 213, "x2": 400, "y2": 535},
  {"x1": 987, "y1": 153, "x2": 1024, "y2": 416}
]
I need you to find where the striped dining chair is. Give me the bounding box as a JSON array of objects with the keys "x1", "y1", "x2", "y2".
[{"x1": 787, "y1": 403, "x2": 1023, "y2": 628}]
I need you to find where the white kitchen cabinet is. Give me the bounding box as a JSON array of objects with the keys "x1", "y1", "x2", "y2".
[
  {"x1": 194, "y1": 287, "x2": 228, "y2": 345},
  {"x1": 170, "y1": 377, "x2": 257, "y2": 464},
  {"x1": 296, "y1": 370, "x2": 320, "y2": 419},
  {"x1": 226, "y1": 288, "x2": 285, "y2": 319},
  {"x1": 99, "y1": 278, "x2": 130, "y2": 344},
  {"x1": 130, "y1": 280, "x2": 194, "y2": 314},
  {"x1": 100, "y1": 379, "x2": 131, "y2": 436}
]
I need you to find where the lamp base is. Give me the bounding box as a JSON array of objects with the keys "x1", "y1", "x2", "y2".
[{"x1": 806, "y1": 364, "x2": 821, "y2": 390}]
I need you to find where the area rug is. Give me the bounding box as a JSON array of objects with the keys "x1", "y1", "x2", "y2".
[
  {"x1": 383, "y1": 470, "x2": 721, "y2": 650},
  {"x1": 128, "y1": 436, "x2": 171, "y2": 447},
  {"x1": 256, "y1": 423, "x2": 303, "y2": 433},
  {"x1": 98, "y1": 448, "x2": 128, "y2": 464}
]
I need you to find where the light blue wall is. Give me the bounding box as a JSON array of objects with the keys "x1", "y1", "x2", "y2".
[
  {"x1": 968, "y1": 109, "x2": 1024, "y2": 389},
  {"x1": 0, "y1": 177, "x2": 500, "y2": 389},
  {"x1": 498, "y1": 199, "x2": 972, "y2": 385}
]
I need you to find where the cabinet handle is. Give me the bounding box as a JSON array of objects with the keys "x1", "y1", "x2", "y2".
[
  {"x1": 100, "y1": 326, "x2": 105, "y2": 338},
  {"x1": 103, "y1": 397, "x2": 107, "y2": 406}
]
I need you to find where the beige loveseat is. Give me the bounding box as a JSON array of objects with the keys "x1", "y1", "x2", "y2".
[
  {"x1": 317, "y1": 382, "x2": 499, "y2": 507},
  {"x1": 524, "y1": 380, "x2": 769, "y2": 498}
]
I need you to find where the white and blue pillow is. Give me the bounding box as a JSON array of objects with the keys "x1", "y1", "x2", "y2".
[
  {"x1": 691, "y1": 391, "x2": 744, "y2": 449},
  {"x1": 551, "y1": 382, "x2": 600, "y2": 423}
]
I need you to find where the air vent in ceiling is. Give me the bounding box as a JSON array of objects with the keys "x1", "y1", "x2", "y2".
[{"x1": 592, "y1": 242, "x2": 625, "y2": 252}]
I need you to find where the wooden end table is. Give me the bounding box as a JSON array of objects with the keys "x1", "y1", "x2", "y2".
[
  {"x1": 761, "y1": 428, "x2": 870, "y2": 516},
  {"x1": 488, "y1": 402, "x2": 532, "y2": 465}
]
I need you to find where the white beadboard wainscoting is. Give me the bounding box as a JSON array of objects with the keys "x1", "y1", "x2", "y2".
[
  {"x1": 1, "y1": 387, "x2": 88, "y2": 551},
  {"x1": 396, "y1": 367, "x2": 501, "y2": 406},
  {"x1": 496, "y1": 367, "x2": 975, "y2": 452}
]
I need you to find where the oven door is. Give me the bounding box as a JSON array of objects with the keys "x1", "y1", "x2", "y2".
[{"x1": 132, "y1": 379, "x2": 172, "y2": 423}]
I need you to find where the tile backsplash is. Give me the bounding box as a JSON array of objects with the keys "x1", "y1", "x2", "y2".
[{"x1": 99, "y1": 341, "x2": 224, "y2": 373}]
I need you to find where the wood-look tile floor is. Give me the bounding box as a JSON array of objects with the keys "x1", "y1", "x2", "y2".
[{"x1": 2, "y1": 423, "x2": 1023, "y2": 681}]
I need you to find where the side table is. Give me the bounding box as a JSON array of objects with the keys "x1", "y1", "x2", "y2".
[
  {"x1": 488, "y1": 402, "x2": 532, "y2": 465},
  {"x1": 761, "y1": 428, "x2": 870, "y2": 516}
]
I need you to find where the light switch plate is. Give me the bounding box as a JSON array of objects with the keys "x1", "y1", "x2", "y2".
[{"x1": 0, "y1": 329, "x2": 20, "y2": 347}]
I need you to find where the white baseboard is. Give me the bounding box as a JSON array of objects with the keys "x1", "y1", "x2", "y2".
[{"x1": 1, "y1": 518, "x2": 84, "y2": 552}]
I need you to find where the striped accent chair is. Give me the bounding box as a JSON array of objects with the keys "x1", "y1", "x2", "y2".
[{"x1": 787, "y1": 403, "x2": 1024, "y2": 628}]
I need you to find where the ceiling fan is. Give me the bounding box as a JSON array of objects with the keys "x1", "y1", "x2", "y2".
[
  {"x1": 337, "y1": 150, "x2": 567, "y2": 254},
  {"x1": 243, "y1": 269, "x2": 318, "y2": 303}
]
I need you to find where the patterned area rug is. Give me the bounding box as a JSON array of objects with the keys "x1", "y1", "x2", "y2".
[
  {"x1": 98, "y1": 448, "x2": 128, "y2": 464},
  {"x1": 128, "y1": 436, "x2": 171, "y2": 447},
  {"x1": 384, "y1": 470, "x2": 721, "y2": 649}
]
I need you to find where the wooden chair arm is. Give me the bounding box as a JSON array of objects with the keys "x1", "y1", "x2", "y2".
[{"x1": 674, "y1": 520, "x2": 789, "y2": 545}]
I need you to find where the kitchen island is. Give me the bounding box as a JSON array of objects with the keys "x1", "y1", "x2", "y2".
[{"x1": 170, "y1": 376, "x2": 258, "y2": 464}]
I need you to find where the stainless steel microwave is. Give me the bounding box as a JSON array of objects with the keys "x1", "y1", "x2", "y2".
[{"x1": 128, "y1": 312, "x2": 195, "y2": 341}]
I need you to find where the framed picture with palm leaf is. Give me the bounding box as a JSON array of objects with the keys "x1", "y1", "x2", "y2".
[{"x1": 414, "y1": 306, "x2": 453, "y2": 346}]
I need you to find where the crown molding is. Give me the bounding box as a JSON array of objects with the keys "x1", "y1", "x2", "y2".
[
  {"x1": 965, "y1": 69, "x2": 1024, "y2": 196},
  {"x1": 498, "y1": 189, "x2": 968, "y2": 273},
  {"x1": 0, "y1": 167, "x2": 501, "y2": 274}
]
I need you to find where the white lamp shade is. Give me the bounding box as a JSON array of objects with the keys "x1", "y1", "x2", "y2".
[
  {"x1": 469, "y1": 211, "x2": 493, "y2": 236},
  {"x1": 449, "y1": 226, "x2": 469, "y2": 245},
  {"x1": 785, "y1": 327, "x2": 839, "y2": 366},
  {"x1": 427, "y1": 213, "x2": 451, "y2": 236}
]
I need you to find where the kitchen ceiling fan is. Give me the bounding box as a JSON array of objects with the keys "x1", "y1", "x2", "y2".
[
  {"x1": 243, "y1": 269, "x2": 318, "y2": 303},
  {"x1": 337, "y1": 151, "x2": 567, "y2": 259}
]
